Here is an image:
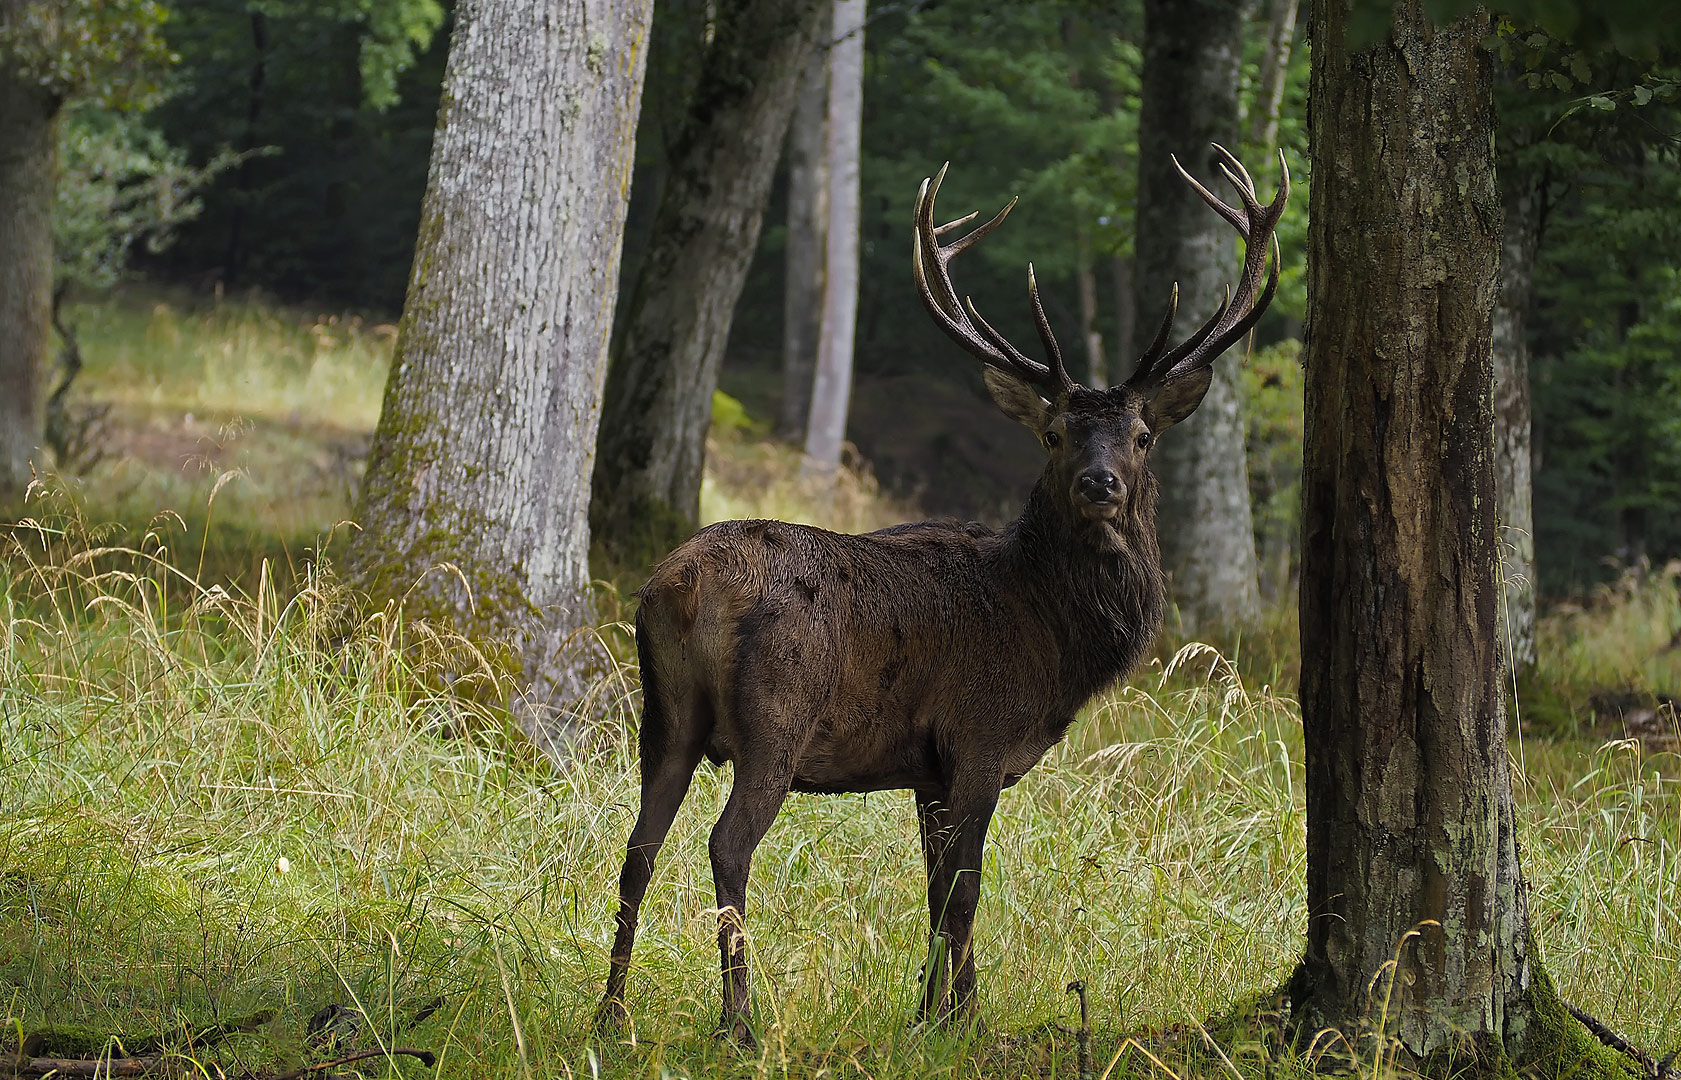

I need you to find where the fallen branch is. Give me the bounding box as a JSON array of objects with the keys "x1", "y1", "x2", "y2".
[
  {"x1": 267, "y1": 1048, "x2": 437, "y2": 1080},
  {"x1": 1566, "y1": 999, "x2": 1674, "y2": 1080},
  {"x1": 1, "y1": 1052, "x2": 164, "y2": 1076}
]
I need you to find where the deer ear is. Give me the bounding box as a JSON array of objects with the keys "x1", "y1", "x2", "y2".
[
  {"x1": 1142, "y1": 367, "x2": 1213, "y2": 434},
  {"x1": 984, "y1": 367, "x2": 1055, "y2": 432}
]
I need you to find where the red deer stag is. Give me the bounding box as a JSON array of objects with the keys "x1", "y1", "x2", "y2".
[{"x1": 596, "y1": 145, "x2": 1287, "y2": 1044}]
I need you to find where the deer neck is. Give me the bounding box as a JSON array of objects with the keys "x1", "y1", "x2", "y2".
[{"x1": 1002, "y1": 479, "x2": 1166, "y2": 701}]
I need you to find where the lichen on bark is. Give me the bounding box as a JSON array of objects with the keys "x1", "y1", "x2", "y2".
[{"x1": 345, "y1": 0, "x2": 654, "y2": 750}]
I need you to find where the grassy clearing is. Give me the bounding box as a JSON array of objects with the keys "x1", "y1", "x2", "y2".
[
  {"x1": 3, "y1": 288, "x2": 1677, "y2": 1077},
  {"x1": 3, "y1": 521, "x2": 1678, "y2": 1079}
]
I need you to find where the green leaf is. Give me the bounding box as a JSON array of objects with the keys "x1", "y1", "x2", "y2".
[
  {"x1": 1588, "y1": 94, "x2": 1616, "y2": 110},
  {"x1": 1631, "y1": 85, "x2": 1653, "y2": 106}
]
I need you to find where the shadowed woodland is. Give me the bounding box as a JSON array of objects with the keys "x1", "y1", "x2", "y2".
[{"x1": 1, "y1": 0, "x2": 1679, "y2": 1077}]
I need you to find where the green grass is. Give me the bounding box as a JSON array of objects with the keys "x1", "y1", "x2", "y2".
[{"x1": 2, "y1": 288, "x2": 1676, "y2": 1077}]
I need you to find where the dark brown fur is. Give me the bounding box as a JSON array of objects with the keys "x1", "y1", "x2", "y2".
[
  {"x1": 597, "y1": 385, "x2": 1181, "y2": 1042},
  {"x1": 597, "y1": 151, "x2": 1284, "y2": 1043}
]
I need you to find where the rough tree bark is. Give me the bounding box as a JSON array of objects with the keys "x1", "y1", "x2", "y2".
[
  {"x1": 591, "y1": 0, "x2": 828, "y2": 571},
  {"x1": 1294, "y1": 1, "x2": 1595, "y2": 1065},
  {"x1": 1134, "y1": 0, "x2": 1261, "y2": 631},
  {"x1": 345, "y1": 0, "x2": 652, "y2": 750},
  {"x1": 1493, "y1": 173, "x2": 1541, "y2": 674},
  {"x1": 779, "y1": 50, "x2": 829, "y2": 440},
  {"x1": 803, "y1": 0, "x2": 864, "y2": 478},
  {"x1": 0, "y1": 67, "x2": 58, "y2": 506}
]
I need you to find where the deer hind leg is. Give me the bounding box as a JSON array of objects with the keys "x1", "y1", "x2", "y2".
[
  {"x1": 921, "y1": 777, "x2": 999, "y2": 1025},
  {"x1": 708, "y1": 755, "x2": 793, "y2": 1047},
  {"x1": 595, "y1": 683, "x2": 707, "y2": 1034}
]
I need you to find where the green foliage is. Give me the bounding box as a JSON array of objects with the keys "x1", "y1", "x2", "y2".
[
  {"x1": 54, "y1": 104, "x2": 241, "y2": 291},
  {"x1": 1243, "y1": 339, "x2": 1302, "y2": 600},
  {"x1": 0, "y1": 0, "x2": 172, "y2": 106},
  {"x1": 146, "y1": 0, "x2": 448, "y2": 306}
]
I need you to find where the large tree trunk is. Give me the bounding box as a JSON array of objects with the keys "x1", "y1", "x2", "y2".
[
  {"x1": 0, "y1": 69, "x2": 58, "y2": 507},
  {"x1": 802, "y1": 0, "x2": 864, "y2": 478},
  {"x1": 1293, "y1": 0, "x2": 1568, "y2": 1061},
  {"x1": 778, "y1": 50, "x2": 829, "y2": 441},
  {"x1": 1133, "y1": 0, "x2": 1261, "y2": 632},
  {"x1": 591, "y1": 0, "x2": 828, "y2": 572},
  {"x1": 1493, "y1": 173, "x2": 1541, "y2": 674},
  {"x1": 345, "y1": 0, "x2": 652, "y2": 751}
]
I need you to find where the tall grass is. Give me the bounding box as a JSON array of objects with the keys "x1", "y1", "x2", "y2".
[
  {"x1": 5, "y1": 288, "x2": 1675, "y2": 1077},
  {"x1": 3, "y1": 517, "x2": 1677, "y2": 1079}
]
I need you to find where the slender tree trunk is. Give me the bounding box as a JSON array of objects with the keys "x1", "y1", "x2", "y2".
[
  {"x1": 1134, "y1": 0, "x2": 1260, "y2": 631},
  {"x1": 1493, "y1": 172, "x2": 1541, "y2": 674},
  {"x1": 1246, "y1": 0, "x2": 1297, "y2": 153},
  {"x1": 1075, "y1": 227, "x2": 1106, "y2": 390},
  {"x1": 803, "y1": 0, "x2": 864, "y2": 478},
  {"x1": 1111, "y1": 254, "x2": 1135, "y2": 389},
  {"x1": 779, "y1": 50, "x2": 829, "y2": 440},
  {"x1": 346, "y1": 0, "x2": 653, "y2": 751},
  {"x1": 592, "y1": 0, "x2": 828, "y2": 570},
  {"x1": 1292, "y1": 1, "x2": 1584, "y2": 1063},
  {"x1": 0, "y1": 68, "x2": 58, "y2": 506}
]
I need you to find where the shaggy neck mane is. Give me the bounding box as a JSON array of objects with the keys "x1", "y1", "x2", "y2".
[{"x1": 1001, "y1": 474, "x2": 1167, "y2": 705}]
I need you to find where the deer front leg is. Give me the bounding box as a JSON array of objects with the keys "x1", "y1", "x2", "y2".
[
  {"x1": 919, "y1": 777, "x2": 999, "y2": 1024},
  {"x1": 914, "y1": 789, "x2": 954, "y2": 1022},
  {"x1": 707, "y1": 759, "x2": 792, "y2": 1047}
]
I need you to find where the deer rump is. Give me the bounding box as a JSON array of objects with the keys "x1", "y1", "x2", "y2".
[{"x1": 638, "y1": 516, "x2": 1147, "y2": 796}]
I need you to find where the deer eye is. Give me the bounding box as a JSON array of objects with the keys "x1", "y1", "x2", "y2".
[
  {"x1": 1136, "y1": 431, "x2": 1152, "y2": 449},
  {"x1": 1043, "y1": 430, "x2": 1061, "y2": 449}
]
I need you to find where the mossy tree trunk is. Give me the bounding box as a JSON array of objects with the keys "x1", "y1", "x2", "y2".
[
  {"x1": 591, "y1": 0, "x2": 828, "y2": 574},
  {"x1": 1294, "y1": 0, "x2": 1565, "y2": 1062},
  {"x1": 1133, "y1": 0, "x2": 1261, "y2": 632},
  {"x1": 1493, "y1": 171, "x2": 1541, "y2": 674},
  {"x1": 0, "y1": 67, "x2": 58, "y2": 507},
  {"x1": 346, "y1": 0, "x2": 652, "y2": 751}
]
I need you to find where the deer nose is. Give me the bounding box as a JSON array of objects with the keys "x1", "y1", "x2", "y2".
[{"x1": 1078, "y1": 469, "x2": 1120, "y2": 502}]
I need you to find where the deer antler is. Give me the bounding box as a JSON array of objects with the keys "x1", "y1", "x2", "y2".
[
  {"x1": 1126, "y1": 144, "x2": 1289, "y2": 393},
  {"x1": 913, "y1": 164, "x2": 1076, "y2": 400}
]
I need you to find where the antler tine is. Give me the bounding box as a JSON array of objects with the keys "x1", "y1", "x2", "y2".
[
  {"x1": 1129, "y1": 283, "x2": 1180, "y2": 387},
  {"x1": 1027, "y1": 265, "x2": 1075, "y2": 396},
  {"x1": 1125, "y1": 147, "x2": 1289, "y2": 393},
  {"x1": 911, "y1": 164, "x2": 1075, "y2": 397}
]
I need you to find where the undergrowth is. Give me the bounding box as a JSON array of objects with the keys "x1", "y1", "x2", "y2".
[
  {"x1": 2, "y1": 512, "x2": 1677, "y2": 1080},
  {"x1": 2, "y1": 288, "x2": 1674, "y2": 1078}
]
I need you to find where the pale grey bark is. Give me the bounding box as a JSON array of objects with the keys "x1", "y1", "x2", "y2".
[
  {"x1": 779, "y1": 50, "x2": 829, "y2": 439},
  {"x1": 1493, "y1": 175, "x2": 1540, "y2": 674},
  {"x1": 1246, "y1": 0, "x2": 1297, "y2": 153},
  {"x1": 802, "y1": 0, "x2": 865, "y2": 477},
  {"x1": 1075, "y1": 228, "x2": 1106, "y2": 390},
  {"x1": 0, "y1": 68, "x2": 57, "y2": 506},
  {"x1": 346, "y1": 0, "x2": 653, "y2": 750},
  {"x1": 1134, "y1": 0, "x2": 1261, "y2": 631},
  {"x1": 593, "y1": 0, "x2": 828, "y2": 566},
  {"x1": 1296, "y1": 0, "x2": 1550, "y2": 1057}
]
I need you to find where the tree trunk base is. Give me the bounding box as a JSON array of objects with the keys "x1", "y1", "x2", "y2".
[{"x1": 1274, "y1": 966, "x2": 1643, "y2": 1080}]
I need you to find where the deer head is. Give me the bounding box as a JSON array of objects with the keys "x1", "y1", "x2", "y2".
[{"x1": 913, "y1": 145, "x2": 1289, "y2": 549}]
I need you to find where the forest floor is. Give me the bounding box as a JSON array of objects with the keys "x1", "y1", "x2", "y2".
[{"x1": 1, "y1": 288, "x2": 1678, "y2": 1079}]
